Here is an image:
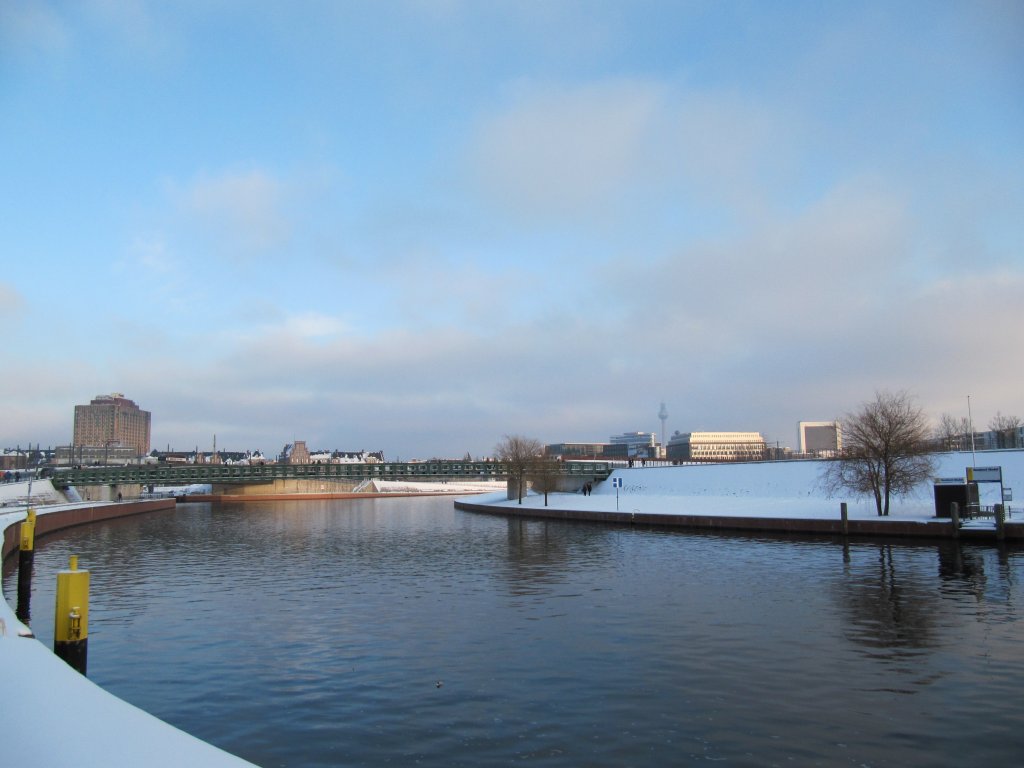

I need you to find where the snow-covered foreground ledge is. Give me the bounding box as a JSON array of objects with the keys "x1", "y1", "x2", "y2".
[
  {"x1": 0, "y1": 490, "x2": 258, "y2": 768},
  {"x1": 1, "y1": 638, "x2": 256, "y2": 767},
  {"x1": 456, "y1": 451, "x2": 1024, "y2": 540}
]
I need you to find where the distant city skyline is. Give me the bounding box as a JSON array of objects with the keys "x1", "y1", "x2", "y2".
[
  {"x1": 2, "y1": 2, "x2": 1021, "y2": 459},
  {"x1": 6, "y1": 390, "x2": 1019, "y2": 463}
]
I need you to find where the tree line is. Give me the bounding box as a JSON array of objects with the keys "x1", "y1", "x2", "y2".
[{"x1": 934, "y1": 411, "x2": 1022, "y2": 452}]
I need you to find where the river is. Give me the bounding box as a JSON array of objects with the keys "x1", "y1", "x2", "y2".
[{"x1": 5, "y1": 496, "x2": 1023, "y2": 766}]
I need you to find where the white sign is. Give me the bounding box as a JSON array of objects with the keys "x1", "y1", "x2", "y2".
[
  {"x1": 1004, "y1": 488, "x2": 1013, "y2": 501},
  {"x1": 934, "y1": 477, "x2": 965, "y2": 485},
  {"x1": 967, "y1": 466, "x2": 1002, "y2": 483}
]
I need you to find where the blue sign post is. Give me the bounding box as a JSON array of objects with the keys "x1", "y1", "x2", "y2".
[{"x1": 612, "y1": 476, "x2": 622, "y2": 511}]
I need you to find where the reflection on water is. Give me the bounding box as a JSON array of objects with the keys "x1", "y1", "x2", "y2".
[
  {"x1": 4, "y1": 497, "x2": 1024, "y2": 767},
  {"x1": 839, "y1": 543, "x2": 939, "y2": 651}
]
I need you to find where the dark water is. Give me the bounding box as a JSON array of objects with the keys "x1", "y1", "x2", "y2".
[{"x1": 5, "y1": 497, "x2": 1024, "y2": 767}]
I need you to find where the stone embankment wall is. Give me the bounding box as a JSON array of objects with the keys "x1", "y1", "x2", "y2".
[{"x1": 2, "y1": 498, "x2": 176, "y2": 560}]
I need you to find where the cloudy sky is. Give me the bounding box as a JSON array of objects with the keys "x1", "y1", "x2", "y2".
[{"x1": 2, "y1": 1, "x2": 1022, "y2": 459}]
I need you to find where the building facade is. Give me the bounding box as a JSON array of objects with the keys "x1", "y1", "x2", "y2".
[
  {"x1": 666, "y1": 431, "x2": 766, "y2": 462},
  {"x1": 798, "y1": 421, "x2": 842, "y2": 456},
  {"x1": 608, "y1": 432, "x2": 660, "y2": 459},
  {"x1": 285, "y1": 441, "x2": 311, "y2": 464},
  {"x1": 72, "y1": 393, "x2": 151, "y2": 457},
  {"x1": 544, "y1": 442, "x2": 609, "y2": 459}
]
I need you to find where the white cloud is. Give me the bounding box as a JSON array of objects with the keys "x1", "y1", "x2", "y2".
[
  {"x1": 0, "y1": 283, "x2": 26, "y2": 317},
  {"x1": 466, "y1": 79, "x2": 801, "y2": 224},
  {"x1": 610, "y1": 175, "x2": 913, "y2": 351},
  {"x1": 86, "y1": 0, "x2": 156, "y2": 38},
  {"x1": 123, "y1": 235, "x2": 175, "y2": 274},
  {"x1": 468, "y1": 79, "x2": 667, "y2": 219},
  {"x1": 0, "y1": 1, "x2": 70, "y2": 57},
  {"x1": 179, "y1": 169, "x2": 292, "y2": 255},
  {"x1": 269, "y1": 312, "x2": 350, "y2": 341}
]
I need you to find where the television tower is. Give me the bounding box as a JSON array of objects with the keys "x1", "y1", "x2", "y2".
[{"x1": 658, "y1": 402, "x2": 668, "y2": 448}]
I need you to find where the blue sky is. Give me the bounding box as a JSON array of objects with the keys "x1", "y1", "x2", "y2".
[{"x1": 2, "y1": 0, "x2": 1022, "y2": 458}]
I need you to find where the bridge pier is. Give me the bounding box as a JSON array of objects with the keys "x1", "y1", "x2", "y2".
[{"x1": 77, "y1": 484, "x2": 142, "y2": 502}]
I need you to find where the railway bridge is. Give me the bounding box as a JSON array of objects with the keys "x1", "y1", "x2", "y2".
[{"x1": 49, "y1": 460, "x2": 614, "y2": 498}]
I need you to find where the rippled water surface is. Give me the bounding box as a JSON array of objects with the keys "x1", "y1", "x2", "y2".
[{"x1": 5, "y1": 497, "x2": 1024, "y2": 766}]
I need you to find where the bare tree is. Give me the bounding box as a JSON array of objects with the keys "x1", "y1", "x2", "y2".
[
  {"x1": 495, "y1": 434, "x2": 544, "y2": 504},
  {"x1": 822, "y1": 391, "x2": 936, "y2": 516},
  {"x1": 934, "y1": 413, "x2": 971, "y2": 452},
  {"x1": 528, "y1": 453, "x2": 562, "y2": 507},
  {"x1": 989, "y1": 412, "x2": 1022, "y2": 449}
]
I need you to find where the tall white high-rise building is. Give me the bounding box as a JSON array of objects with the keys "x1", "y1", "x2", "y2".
[{"x1": 798, "y1": 421, "x2": 842, "y2": 456}]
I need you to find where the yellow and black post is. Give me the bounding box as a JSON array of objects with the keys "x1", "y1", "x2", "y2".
[
  {"x1": 54, "y1": 555, "x2": 89, "y2": 675},
  {"x1": 16, "y1": 509, "x2": 37, "y2": 622}
]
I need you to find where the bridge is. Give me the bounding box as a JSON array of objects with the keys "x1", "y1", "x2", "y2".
[{"x1": 49, "y1": 460, "x2": 614, "y2": 489}]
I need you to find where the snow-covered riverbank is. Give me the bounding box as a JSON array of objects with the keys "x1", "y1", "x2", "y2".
[{"x1": 459, "y1": 451, "x2": 1023, "y2": 532}]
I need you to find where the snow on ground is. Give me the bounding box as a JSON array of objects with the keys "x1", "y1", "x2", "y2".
[
  {"x1": 0, "y1": 635, "x2": 256, "y2": 767},
  {"x1": 0, "y1": 486, "x2": 256, "y2": 766},
  {"x1": 373, "y1": 479, "x2": 506, "y2": 494},
  {"x1": 470, "y1": 451, "x2": 1024, "y2": 522},
  {"x1": 0, "y1": 477, "x2": 64, "y2": 507},
  {"x1": 152, "y1": 484, "x2": 213, "y2": 496}
]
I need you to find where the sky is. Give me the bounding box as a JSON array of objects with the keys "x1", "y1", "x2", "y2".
[{"x1": 2, "y1": 0, "x2": 1022, "y2": 459}]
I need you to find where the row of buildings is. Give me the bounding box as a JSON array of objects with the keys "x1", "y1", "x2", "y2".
[
  {"x1": 139, "y1": 443, "x2": 385, "y2": 466},
  {"x1": 4, "y1": 393, "x2": 1020, "y2": 470},
  {"x1": 0, "y1": 394, "x2": 371, "y2": 469},
  {"x1": 547, "y1": 422, "x2": 843, "y2": 463},
  {"x1": 57, "y1": 394, "x2": 384, "y2": 467},
  {"x1": 57, "y1": 393, "x2": 835, "y2": 467}
]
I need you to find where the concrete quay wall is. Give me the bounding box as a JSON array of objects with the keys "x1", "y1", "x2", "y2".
[{"x1": 454, "y1": 499, "x2": 1024, "y2": 541}]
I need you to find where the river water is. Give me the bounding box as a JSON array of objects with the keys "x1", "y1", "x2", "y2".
[{"x1": 5, "y1": 496, "x2": 1024, "y2": 767}]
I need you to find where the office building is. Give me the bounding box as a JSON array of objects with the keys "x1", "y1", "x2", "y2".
[
  {"x1": 72, "y1": 393, "x2": 151, "y2": 456},
  {"x1": 666, "y1": 431, "x2": 766, "y2": 462},
  {"x1": 608, "y1": 432, "x2": 659, "y2": 459},
  {"x1": 545, "y1": 442, "x2": 609, "y2": 459},
  {"x1": 798, "y1": 421, "x2": 842, "y2": 456}
]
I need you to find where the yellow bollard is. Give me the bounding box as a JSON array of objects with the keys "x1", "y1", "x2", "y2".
[
  {"x1": 19, "y1": 508, "x2": 36, "y2": 551},
  {"x1": 54, "y1": 555, "x2": 90, "y2": 675},
  {"x1": 16, "y1": 510, "x2": 36, "y2": 623}
]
